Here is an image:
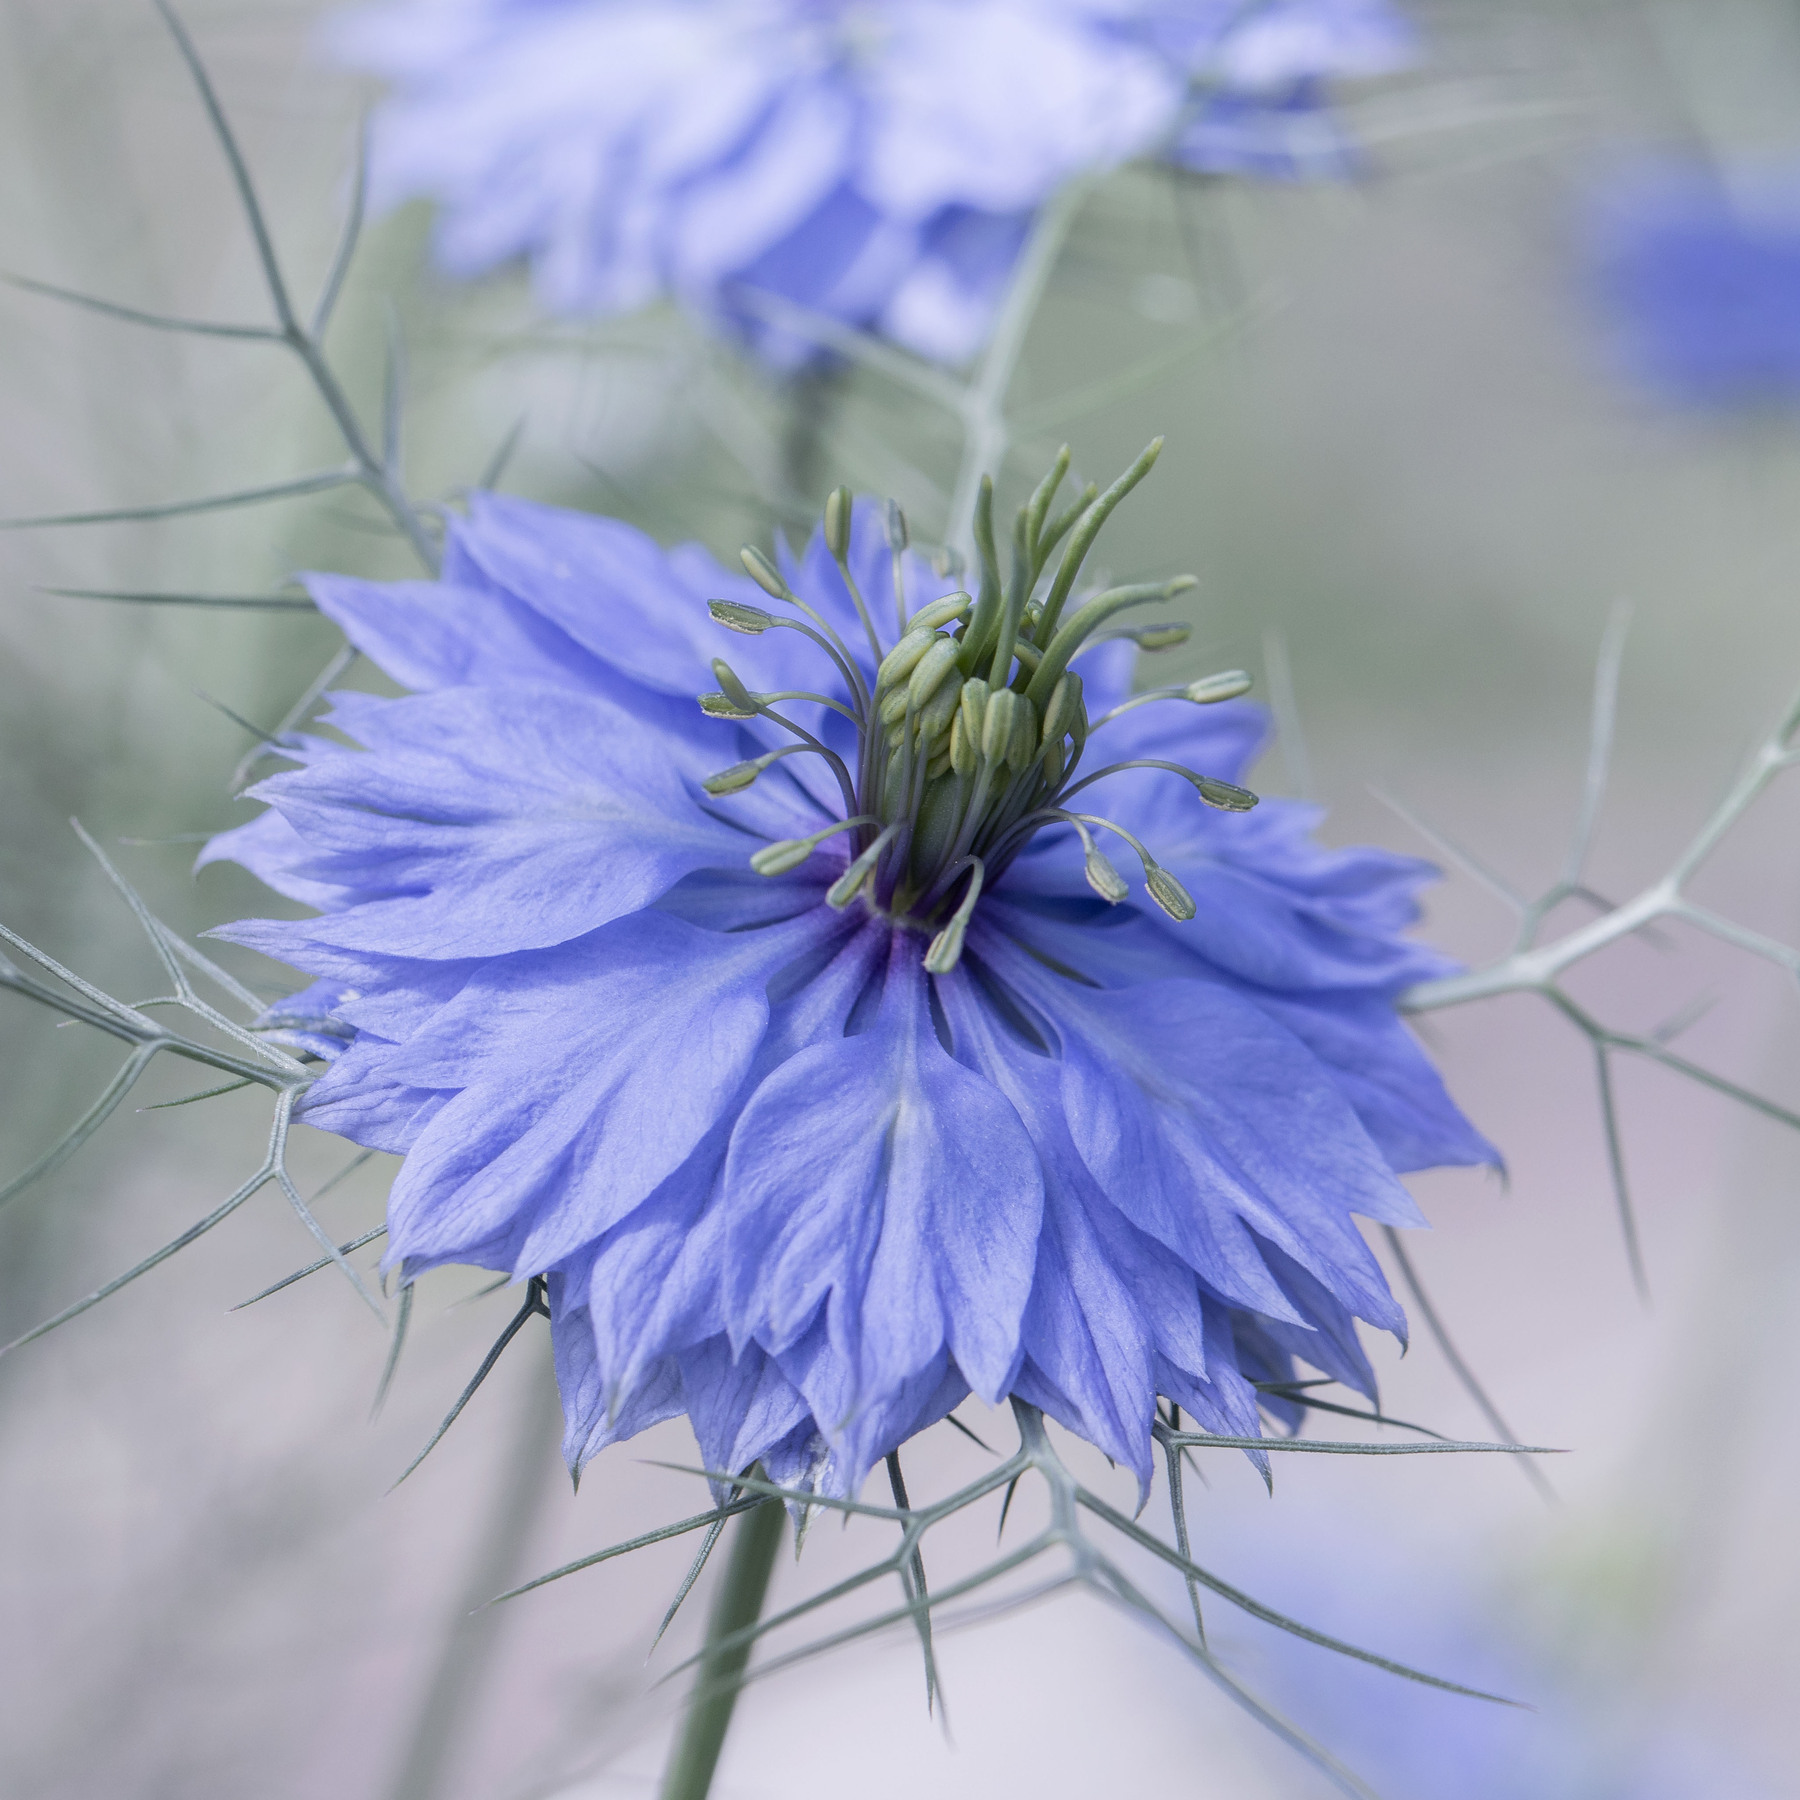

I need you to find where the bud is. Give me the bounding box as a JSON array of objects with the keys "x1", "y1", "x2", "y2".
[
  {"x1": 1145, "y1": 865, "x2": 1196, "y2": 921},
  {"x1": 824, "y1": 487, "x2": 853, "y2": 560},
  {"x1": 751, "y1": 837, "x2": 820, "y2": 876},
  {"x1": 906, "y1": 591, "x2": 972, "y2": 634},
  {"x1": 739, "y1": 545, "x2": 787, "y2": 599},
  {"x1": 710, "y1": 658, "x2": 757, "y2": 712},
  {"x1": 1083, "y1": 846, "x2": 1128, "y2": 904},
  {"x1": 1196, "y1": 776, "x2": 1258, "y2": 812},
  {"x1": 884, "y1": 498, "x2": 908, "y2": 553},
  {"x1": 875, "y1": 627, "x2": 937, "y2": 694},
  {"x1": 1186, "y1": 670, "x2": 1253, "y2": 705},
  {"x1": 906, "y1": 637, "x2": 960, "y2": 711},
  {"x1": 709, "y1": 599, "x2": 775, "y2": 635}
]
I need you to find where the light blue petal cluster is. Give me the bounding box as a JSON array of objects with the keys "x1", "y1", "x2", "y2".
[
  {"x1": 1591, "y1": 158, "x2": 1800, "y2": 407},
  {"x1": 330, "y1": 0, "x2": 1414, "y2": 364},
  {"x1": 206, "y1": 495, "x2": 1492, "y2": 1498}
]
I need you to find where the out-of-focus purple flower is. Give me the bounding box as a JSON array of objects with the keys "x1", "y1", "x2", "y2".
[
  {"x1": 330, "y1": 0, "x2": 1415, "y2": 366},
  {"x1": 203, "y1": 460, "x2": 1490, "y2": 1503},
  {"x1": 1592, "y1": 158, "x2": 1800, "y2": 408},
  {"x1": 1229, "y1": 1525, "x2": 1782, "y2": 1800}
]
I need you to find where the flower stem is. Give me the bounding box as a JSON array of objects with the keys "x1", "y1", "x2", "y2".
[{"x1": 657, "y1": 1496, "x2": 785, "y2": 1800}]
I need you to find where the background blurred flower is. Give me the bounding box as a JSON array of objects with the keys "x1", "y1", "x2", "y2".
[
  {"x1": 331, "y1": 0, "x2": 1416, "y2": 366},
  {"x1": 1590, "y1": 157, "x2": 1800, "y2": 408},
  {"x1": 203, "y1": 482, "x2": 1490, "y2": 1501}
]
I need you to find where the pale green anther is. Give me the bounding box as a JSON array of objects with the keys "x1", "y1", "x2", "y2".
[
  {"x1": 1005, "y1": 693, "x2": 1041, "y2": 772},
  {"x1": 1084, "y1": 846, "x2": 1129, "y2": 904},
  {"x1": 1197, "y1": 775, "x2": 1259, "y2": 812},
  {"x1": 905, "y1": 591, "x2": 972, "y2": 634},
  {"x1": 709, "y1": 599, "x2": 776, "y2": 635},
  {"x1": 699, "y1": 692, "x2": 757, "y2": 719},
  {"x1": 751, "y1": 838, "x2": 819, "y2": 876},
  {"x1": 1041, "y1": 741, "x2": 1066, "y2": 788},
  {"x1": 702, "y1": 758, "x2": 767, "y2": 795},
  {"x1": 922, "y1": 914, "x2": 969, "y2": 976},
  {"x1": 711, "y1": 658, "x2": 757, "y2": 711},
  {"x1": 1145, "y1": 865, "x2": 1197, "y2": 921},
  {"x1": 949, "y1": 711, "x2": 977, "y2": 778},
  {"x1": 923, "y1": 857, "x2": 986, "y2": 974},
  {"x1": 750, "y1": 815, "x2": 873, "y2": 877},
  {"x1": 824, "y1": 486, "x2": 853, "y2": 560},
  {"x1": 739, "y1": 545, "x2": 787, "y2": 599},
  {"x1": 884, "y1": 498, "x2": 908, "y2": 553},
  {"x1": 925, "y1": 748, "x2": 954, "y2": 782},
  {"x1": 981, "y1": 686, "x2": 1019, "y2": 763},
  {"x1": 875, "y1": 627, "x2": 937, "y2": 694},
  {"x1": 1041, "y1": 671, "x2": 1084, "y2": 746},
  {"x1": 906, "y1": 637, "x2": 960, "y2": 710},
  {"x1": 1187, "y1": 670, "x2": 1253, "y2": 705},
  {"x1": 959, "y1": 677, "x2": 989, "y2": 748},
  {"x1": 879, "y1": 684, "x2": 914, "y2": 730},
  {"x1": 826, "y1": 823, "x2": 899, "y2": 909},
  {"x1": 1134, "y1": 624, "x2": 1191, "y2": 652},
  {"x1": 915, "y1": 669, "x2": 963, "y2": 743}
]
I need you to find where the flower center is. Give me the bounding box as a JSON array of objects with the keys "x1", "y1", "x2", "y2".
[{"x1": 697, "y1": 443, "x2": 1260, "y2": 971}]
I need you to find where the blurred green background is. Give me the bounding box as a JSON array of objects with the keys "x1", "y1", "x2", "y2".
[{"x1": 2, "y1": 2, "x2": 1798, "y2": 1795}]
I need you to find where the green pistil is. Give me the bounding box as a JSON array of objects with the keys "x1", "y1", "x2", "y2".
[{"x1": 701, "y1": 445, "x2": 1264, "y2": 969}]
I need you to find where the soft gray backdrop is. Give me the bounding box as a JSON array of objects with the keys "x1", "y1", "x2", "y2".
[{"x1": 2, "y1": 2, "x2": 1797, "y2": 1796}]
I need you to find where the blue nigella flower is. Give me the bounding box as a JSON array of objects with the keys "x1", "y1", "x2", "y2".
[
  {"x1": 329, "y1": 0, "x2": 1415, "y2": 366},
  {"x1": 1591, "y1": 158, "x2": 1800, "y2": 408},
  {"x1": 204, "y1": 446, "x2": 1492, "y2": 1499}
]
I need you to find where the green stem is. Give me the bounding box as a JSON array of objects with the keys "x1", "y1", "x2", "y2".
[{"x1": 657, "y1": 1496, "x2": 785, "y2": 1800}]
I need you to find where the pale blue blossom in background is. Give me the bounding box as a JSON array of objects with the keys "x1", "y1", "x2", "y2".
[
  {"x1": 1232, "y1": 1530, "x2": 1783, "y2": 1800},
  {"x1": 330, "y1": 0, "x2": 1415, "y2": 364},
  {"x1": 1591, "y1": 158, "x2": 1800, "y2": 408},
  {"x1": 202, "y1": 482, "x2": 1491, "y2": 1500}
]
